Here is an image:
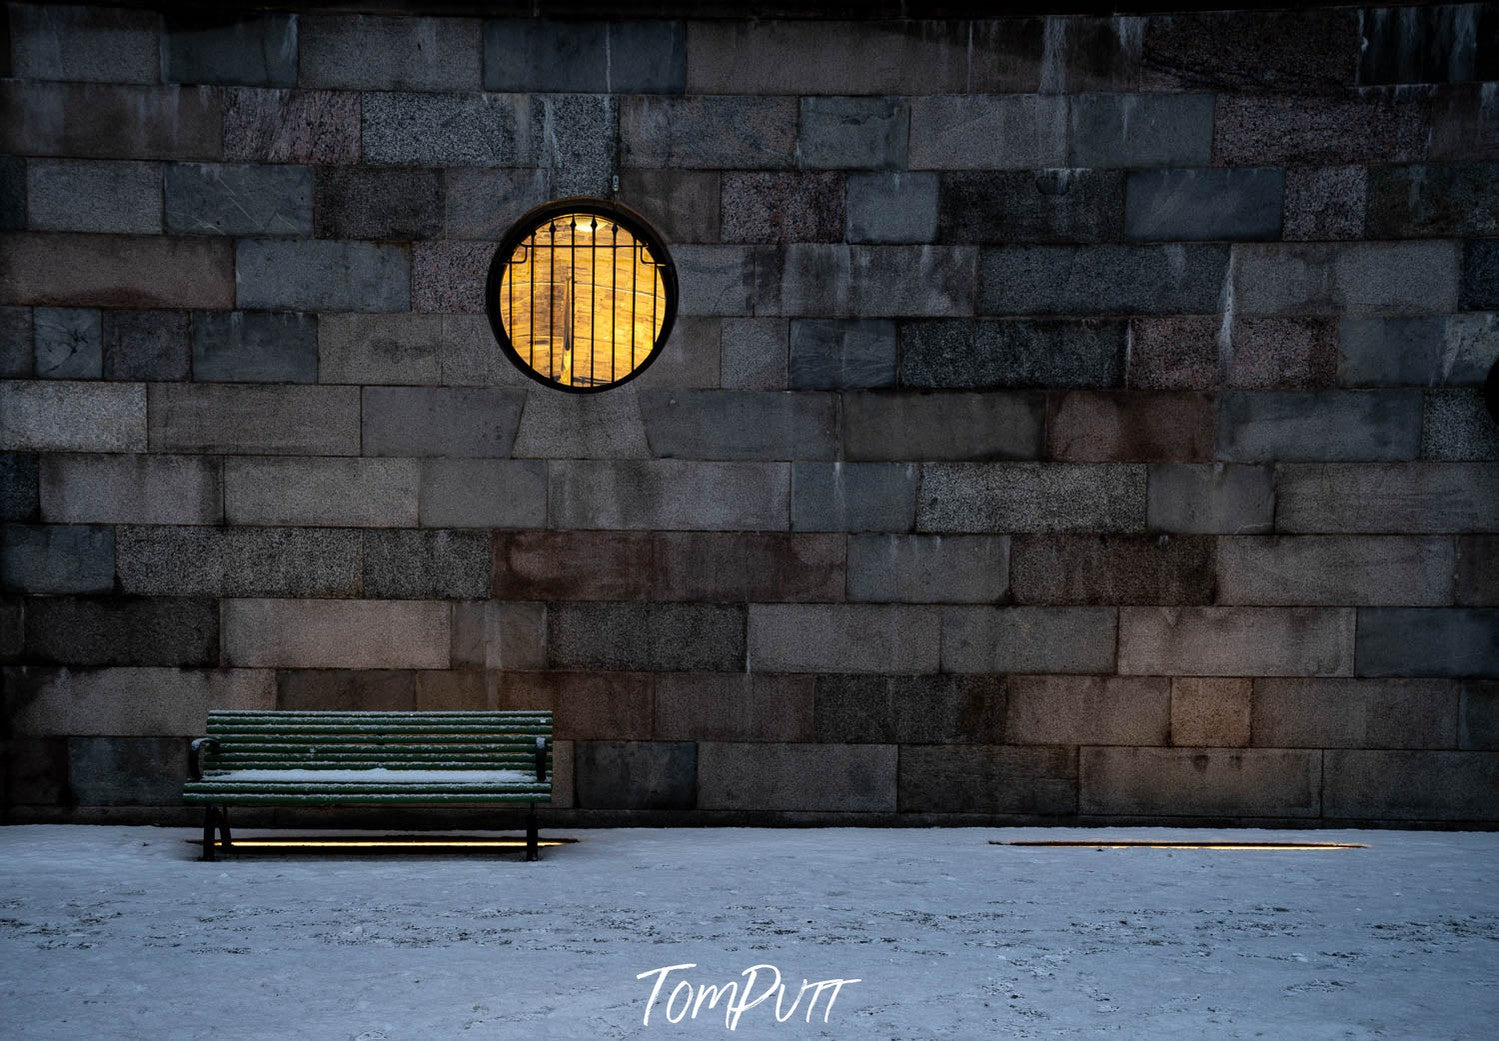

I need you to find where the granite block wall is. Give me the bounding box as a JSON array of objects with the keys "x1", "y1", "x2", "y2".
[{"x1": 2, "y1": 2, "x2": 1498, "y2": 827}]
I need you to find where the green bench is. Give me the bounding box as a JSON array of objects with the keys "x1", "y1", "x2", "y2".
[{"x1": 183, "y1": 710, "x2": 553, "y2": 862}]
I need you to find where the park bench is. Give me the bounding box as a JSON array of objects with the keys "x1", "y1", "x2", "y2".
[{"x1": 182, "y1": 710, "x2": 553, "y2": 862}]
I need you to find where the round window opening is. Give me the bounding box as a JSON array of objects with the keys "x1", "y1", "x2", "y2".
[{"x1": 485, "y1": 199, "x2": 678, "y2": 392}]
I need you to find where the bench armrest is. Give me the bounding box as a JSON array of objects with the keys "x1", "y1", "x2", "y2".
[
  {"x1": 535, "y1": 736, "x2": 551, "y2": 783},
  {"x1": 188, "y1": 737, "x2": 219, "y2": 781}
]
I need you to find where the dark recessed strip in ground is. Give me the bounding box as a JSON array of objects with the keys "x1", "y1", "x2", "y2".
[{"x1": 183, "y1": 835, "x2": 578, "y2": 855}]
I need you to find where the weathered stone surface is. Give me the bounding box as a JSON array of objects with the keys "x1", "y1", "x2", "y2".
[
  {"x1": 1422, "y1": 389, "x2": 1499, "y2": 460},
  {"x1": 236, "y1": 240, "x2": 410, "y2": 312},
  {"x1": 437, "y1": 314, "x2": 528, "y2": 389},
  {"x1": 494, "y1": 671, "x2": 653, "y2": 740},
  {"x1": 223, "y1": 88, "x2": 360, "y2": 165},
  {"x1": 575, "y1": 741, "x2": 696, "y2": 811},
  {"x1": 1010, "y1": 534, "x2": 1215, "y2": 605},
  {"x1": 1282, "y1": 165, "x2": 1367, "y2": 241},
  {"x1": 908, "y1": 95, "x2": 1066, "y2": 170},
  {"x1": 1080, "y1": 748, "x2": 1321, "y2": 818},
  {"x1": 102, "y1": 310, "x2": 190, "y2": 381},
  {"x1": 300, "y1": 14, "x2": 480, "y2": 91},
  {"x1": 164, "y1": 13, "x2": 298, "y2": 87},
  {"x1": 1277, "y1": 462, "x2": 1499, "y2": 533},
  {"x1": 1, "y1": 380, "x2": 144, "y2": 452},
  {"x1": 40, "y1": 454, "x2": 219, "y2": 525},
  {"x1": 847, "y1": 534, "x2": 1008, "y2": 603},
  {"x1": 1048, "y1": 391, "x2": 1215, "y2": 463},
  {"x1": 115, "y1": 526, "x2": 361, "y2": 597},
  {"x1": 444, "y1": 167, "x2": 551, "y2": 240},
  {"x1": 2, "y1": 738, "x2": 69, "y2": 806},
  {"x1": 362, "y1": 530, "x2": 491, "y2": 599},
  {"x1": 918, "y1": 463, "x2": 1146, "y2": 533},
  {"x1": 1139, "y1": 8, "x2": 1361, "y2": 92},
  {"x1": 799, "y1": 96, "x2": 909, "y2": 169},
  {"x1": 721, "y1": 172, "x2": 844, "y2": 244},
  {"x1": 1457, "y1": 536, "x2": 1499, "y2": 607},
  {"x1": 815, "y1": 674, "x2": 1006, "y2": 744},
  {"x1": 941, "y1": 606, "x2": 1118, "y2": 673},
  {"x1": 24, "y1": 597, "x2": 218, "y2": 667},
  {"x1": 1171, "y1": 677, "x2": 1251, "y2": 747},
  {"x1": 654, "y1": 673, "x2": 814, "y2": 743},
  {"x1": 484, "y1": 19, "x2": 685, "y2": 93},
  {"x1": 1214, "y1": 92, "x2": 1430, "y2": 166},
  {"x1": 451, "y1": 601, "x2": 545, "y2": 671},
  {"x1": 1461, "y1": 681, "x2": 1499, "y2": 749},
  {"x1": 511, "y1": 388, "x2": 650, "y2": 459},
  {"x1": 1069, "y1": 93, "x2": 1214, "y2": 167},
  {"x1": 674, "y1": 246, "x2": 756, "y2": 317},
  {"x1": 362, "y1": 387, "x2": 525, "y2": 458},
  {"x1": 1125, "y1": 316, "x2": 1217, "y2": 390},
  {"x1": 529, "y1": 93, "x2": 619, "y2": 198},
  {"x1": 1253, "y1": 678, "x2": 1458, "y2": 749},
  {"x1": 148, "y1": 384, "x2": 359, "y2": 455},
  {"x1": 1338, "y1": 314, "x2": 1498, "y2": 387},
  {"x1": 1431, "y1": 82, "x2": 1499, "y2": 161},
  {"x1": 978, "y1": 244, "x2": 1228, "y2": 316},
  {"x1": 0, "y1": 232, "x2": 233, "y2": 308},
  {"x1": 846, "y1": 172, "x2": 938, "y2": 244},
  {"x1": 4, "y1": 665, "x2": 274, "y2": 737},
  {"x1": 1216, "y1": 390, "x2": 1422, "y2": 462},
  {"x1": 494, "y1": 531, "x2": 653, "y2": 601},
  {"x1": 165, "y1": 162, "x2": 311, "y2": 236},
  {"x1": 0, "y1": 81, "x2": 222, "y2": 160},
  {"x1": 0, "y1": 306, "x2": 29, "y2": 378},
  {"x1": 757, "y1": 245, "x2": 976, "y2": 318},
  {"x1": 550, "y1": 603, "x2": 745, "y2": 672},
  {"x1": 616, "y1": 169, "x2": 719, "y2": 244},
  {"x1": 621, "y1": 95, "x2": 796, "y2": 168},
  {"x1": 1, "y1": 453, "x2": 38, "y2": 522},
  {"x1": 68, "y1": 737, "x2": 190, "y2": 806},
  {"x1": 222, "y1": 598, "x2": 450, "y2": 669},
  {"x1": 699, "y1": 742, "x2": 896, "y2": 813},
  {"x1": 419, "y1": 459, "x2": 547, "y2": 529},
  {"x1": 316, "y1": 313, "x2": 441, "y2": 385},
  {"x1": 1227, "y1": 317, "x2": 1339, "y2": 389},
  {"x1": 1008, "y1": 675, "x2": 1170, "y2": 746},
  {"x1": 641, "y1": 389, "x2": 837, "y2": 460},
  {"x1": 191, "y1": 311, "x2": 317, "y2": 383},
  {"x1": 1323, "y1": 750, "x2": 1499, "y2": 821},
  {"x1": 1218, "y1": 536, "x2": 1454, "y2": 607},
  {"x1": 1, "y1": 524, "x2": 113, "y2": 594},
  {"x1": 362, "y1": 91, "x2": 528, "y2": 166},
  {"x1": 1120, "y1": 606, "x2": 1356, "y2": 677},
  {"x1": 11, "y1": 4, "x2": 160, "y2": 83},
  {"x1": 0, "y1": 160, "x2": 21, "y2": 233},
  {"x1": 224, "y1": 458, "x2": 419, "y2": 527},
  {"x1": 1359, "y1": 5, "x2": 1496, "y2": 85},
  {"x1": 1367, "y1": 164, "x2": 1499, "y2": 238},
  {"x1": 1356, "y1": 608, "x2": 1499, "y2": 678},
  {"x1": 277, "y1": 669, "x2": 416, "y2": 711},
  {"x1": 550, "y1": 460, "x2": 789, "y2": 531},
  {"x1": 1125, "y1": 168, "x2": 1283, "y2": 242},
  {"x1": 32, "y1": 308, "x2": 99, "y2": 380},
  {"x1": 718, "y1": 318, "x2": 784, "y2": 390},
  {"x1": 899, "y1": 319, "x2": 1126, "y2": 388},
  {"x1": 748, "y1": 604, "x2": 939, "y2": 673},
  {"x1": 27, "y1": 160, "x2": 161, "y2": 234},
  {"x1": 898, "y1": 744, "x2": 1076, "y2": 816},
  {"x1": 937, "y1": 169, "x2": 1122, "y2": 245},
  {"x1": 1462, "y1": 240, "x2": 1499, "y2": 309},
  {"x1": 654, "y1": 533, "x2": 845, "y2": 603},
  {"x1": 843, "y1": 391, "x2": 1045, "y2": 461},
  {"x1": 792, "y1": 462, "x2": 916, "y2": 532},
  {"x1": 1146, "y1": 463, "x2": 1275, "y2": 534}
]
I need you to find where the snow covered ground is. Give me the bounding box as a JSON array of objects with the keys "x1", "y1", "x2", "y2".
[{"x1": 2, "y1": 825, "x2": 1497, "y2": 1040}]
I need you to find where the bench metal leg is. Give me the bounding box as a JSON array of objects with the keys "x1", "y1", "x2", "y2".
[
  {"x1": 200, "y1": 806, "x2": 217, "y2": 862},
  {"x1": 218, "y1": 806, "x2": 233, "y2": 852},
  {"x1": 525, "y1": 803, "x2": 539, "y2": 862},
  {"x1": 199, "y1": 806, "x2": 232, "y2": 861}
]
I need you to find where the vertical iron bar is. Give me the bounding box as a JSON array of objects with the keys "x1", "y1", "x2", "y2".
[
  {"x1": 590, "y1": 216, "x2": 596, "y2": 384},
  {"x1": 548, "y1": 222, "x2": 556, "y2": 377},
  {"x1": 631, "y1": 231, "x2": 637, "y2": 369},
  {"x1": 527, "y1": 234, "x2": 534, "y2": 372},
  {"x1": 610, "y1": 222, "x2": 618, "y2": 378}
]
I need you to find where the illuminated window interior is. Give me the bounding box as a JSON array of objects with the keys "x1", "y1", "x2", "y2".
[{"x1": 492, "y1": 210, "x2": 671, "y2": 390}]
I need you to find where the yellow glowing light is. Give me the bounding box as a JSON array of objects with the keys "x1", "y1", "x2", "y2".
[{"x1": 994, "y1": 840, "x2": 1366, "y2": 851}]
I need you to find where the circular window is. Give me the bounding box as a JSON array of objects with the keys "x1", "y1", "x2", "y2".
[{"x1": 485, "y1": 199, "x2": 678, "y2": 392}]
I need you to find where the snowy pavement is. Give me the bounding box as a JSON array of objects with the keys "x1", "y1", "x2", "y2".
[{"x1": 2, "y1": 825, "x2": 1497, "y2": 1040}]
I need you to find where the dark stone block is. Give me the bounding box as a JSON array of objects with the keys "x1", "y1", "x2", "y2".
[
  {"x1": 815, "y1": 674, "x2": 1005, "y2": 744},
  {"x1": 1, "y1": 454, "x2": 38, "y2": 522},
  {"x1": 484, "y1": 20, "x2": 685, "y2": 93},
  {"x1": 0, "y1": 156, "x2": 23, "y2": 230},
  {"x1": 1, "y1": 524, "x2": 113, "y2": 595},
  {"x1": 1460, "y1": 240, "x2": 1499, "y2": 309},
  {"x1": 639, "y1": 389, "x2": 838, "y2": 461},
  {"x1": 1367, "y1": 164, "x2": 1499, "y2": 238},
  {"x1": 653, "y1": 533, "x2": 845, "y2": 603},
  {"x1": 798, "y1": 96, "x2": 908, "y2": 169},
  {"x1": 191, "y1": 311, "x2": 317, "y2": 383},
  {"x1": 1125, "y1": 168, "x2": 1283, "y2": 242},
  {"x1": 3, "y1": 738, "x2": 70, "y2": 806},
  {"x1": 978, "y1": 245, "x2": 1228, "y2": 316},
  {"x1": 1323, "y1": 749, "x2": 1499, "y2": 821},
  {"x1": 0, "y1": 306, "x2": 30, "y2": 377},
  {"x1": 277, "y1": 670, "x2": 417, "y2": 712},
  {"x1": 721, "y1": 172, "x2": 844, "y2": 244},
  {"x1": 843, "y1": 390, "x2": 1045, "y2": 462},
  {"x1": 314, "y1": 168, "x2": 444, "y2": 241},
  {"x1": 1461, "y1": 681, "x2": 1499, "y2": 749},
  {"x1": 164, "y1": 13, "x2": 299, "y2": 87},
  {"x1": 1216, "y1": 390, "x2": 1423, "y2": 463},
  {"x1": 897, "y1": 744, "x2": 1076, "y2": 815},
  {"x1": 0, "y1": 82, "x2": 223, "y2": 162},
  {"x1": 165, "y1": 163, "x2": 312, "y2": 236},
  {"x1": 789, "y1": 319, "x2": 896, "y2": 389},
  {"x1": 615, "y1": 169, "x2": 719, "y2": 244},
  {"x1": 494, "y1": 531, "x2": 654, "y2": 601},
  {"x1": 33, "y1": 308, "x2": 101, "y2": 379},
  {"x1": 1010, "y1": 534, "x2": 1216, "y2": 606},
  {"x1": 1214, "y1": 92, "x2": 1429, "y2": 166},
  {"x1": 550, "y1": 603, "x2": 746, "y2": 672},
  {"x1": 1140, "y1": 9, "x2": 1360, "y2": 92},
  {"x1": 362, "y1": 530, "x2": 492, "y2": 600},
  {"x1": 938, "y1": 169, "x2": 1122, "y2": 244},
  {"x1": 1457, "y1": 536, "x2": 1499, "y2": 607},
  {"x1": 223, "y1": 87, "x2": 360, "y2": 165},
  {"x1": 1283, "y1": 165, "x2": 1366, "y2": 241},
  {"x1": 25, "y1": 597, "x2": 219, "y2": 667},
  {"x1": 1047, "y1": 390, "x2": 1215, "y2": 463},
  {"x1": 496, "y1": 671, "x2": 655, "y2": 741},
  {"x1": 1356, "y1": 609, "x2": 1499, "y2": 678},
  {"x1": 575, "y1": 741, "x2": 696, "y2": 810},
  {"x1": 845, "y1": 171, "x2": 937, "y2": 243},
  {"x1": 102, "y1": 310, "x2": 191, "y2": 381},
  {"x1": 791, "y1": 462, "x2": 916, "y2": 532},
  {"x1": 1431, "y1": 83, "x2": 1499, "y2": 162},
  {"x1": 899, "y1": 319, "x2": 1126, "y2": 389},
  {"x1": 116, "y1": 526, "x2": 361, "y2": 598},
  {"x1": 67, "y1": 736, "x2": 185, "y2": 806},
  {"x1": 1359, "y1": 5, "x2": 1498, "y2": 85}
]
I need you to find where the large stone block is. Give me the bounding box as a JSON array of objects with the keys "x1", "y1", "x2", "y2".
[
  {"x1": 116, "y1": 525, "x2": 361, "y2": 597},
  {"x1": 698, "y1": 741, "x2": 896, "y2": 812},
  {"x1": 908, "y1": 95, "x2": 1066, "y2": 170},
  {"x1": 757, "y1": 245, "x2": 976, "y2": 318},
  {"x1": 787, "y1": 320, "x2": 895, "y2": 390},
  {"x1": 1080, "y1": 747, "x2": 1321, "y2": 818},
  {"x1": 1131, "y1": 8, "x2": 1361, "y2": 92},
  {"x1": 313, "y1": 167, "x2": 442, "y2": 240},
  {"x1": 575, "y1": 741, "x2": 696, "y2": 811},
  {"x1": 1232, "y1": 241, "x2": 1459, "y2": 316},
  {"x1": 450, "y1": 601, "x2": 545, "y2": 671},
  {"x1": 1, "y1": 524, "x2": 113, "y2": 594},
  {"x1": 718, "y1": 317, "x2": 782, "y2": 390},
  {"x1": 419, "y1": 459, "x2": 547, "y2": 529},
  {"x1": 1125, "y1": 316, "x2": 1218, "y2": 390},
  {"x1": 40, "y1": 454, "x2": 219, "y2": 525},
  {"x1": 444, "y1": 166, "x2": 552, "y2": 241},
  {"x1": 362, "y1": 387, "x2": 525, "y2": 458},
  {"x1": 814, "y1": 673, "x2": 1006, "y2": 744},
  {"x1": 1422, "y1": 389, "x2": 1499, "y2": 461},
  {"x1": 1282, "y1": 165, "x2": 1367, "y2": 241},
  {"x1": 899, "y1": 319, "x2": 1125, "y2": 389},
  {"x1": 484, "y1": 20, "x2": 685, "y2": 93},
  {"x1": 1010, "y1": 534, "x2": 1215, "y2": 605},
  {"x1": 847, "y1": 534, "x2": 1007, "y2": 604},
  {"x1": 148, "y1": 383, "x2": 359, "y2": 455},
  {"x1": 673, "y1": 245, "x2": 756, "y2": 317},
  {"x1": 493, "y1": 532, "x2": 652, "y2": 601},
  {"x1": 1216, "y1": 390, "x2": 1423, "y2": 462},
  {"x1": 721, "y1": 172, "x2": 844, "y2": 244},
  {"x1": 936, "y1": 169, "x2": 1123, "y2": 245},
  {"x1": 1367, "y1": 163, "x2": 1499, "y2": 238},
  {"x1": 1213, "y1": 91, "x2": 1429, "y2": 166},
  {"x1": 843, "y1": 391, "x2": 1044, "y2": 462},
  {"x1": 917, "y1": 462, "x2": 1146, "y2": 533},
  {"x1": 361, "y1": 530, "x2": 491, "y2": 600},
  {"x1": 413, "y1": 239, "x2": 501, "y2": 314},
  {"x1": 26, "y1": 159, "x2": 161, "y2": 234},
  {"x1": 1119, "y1": 606, "x2": 1356, "y2": 676},
  {"x1": 1253, "y1": 678, "x2": 1458, "y2": 749},
  {"x1": 32, "y1": 307, "x2": 100, "y2": 380},
  {"x1": 1, "y1": 453, "x2": 38, "y2": 522},
  {"x1": 67, "y1": 737, "x2": 189, "y2": 806},
  {"x1": 1361, "y1": 4, "x2": 1492, "y2": 84},
  {"x1": 277, "y1": 669, "x2": 416, "y2": 711},
  {"x1": 0, "y1": 161, "x2": 21, "y2": 234},
  {"x1": 222, "y1": 599, "x2": 450, "y2": 669},
  {"x1": 1068, "y1": 93, "x2": 1214, "y2": 167},
  {"x1": 1124, "y1": 168, "x2": 1283, "y2": 242},
  {"x1": 654, "y1": 533, "x2": 845, "y2": 603},
  {"x1": 798, "y1": 96, "x2": 908, "y2": 170},
  {"x1": 299, "y1": 14, "x2": 480, "y2": 91},
  {"x1": 224, "y1": 457, "x2": 419, "y2": 527},
  {"x1": 1356, "y1": 608, "x2": 1499, "y2": 678},
  {"x1": 1007, "y1": 675, "x2": 1170, "y2": 746},
  {"x1": 1, "y1": 380, "x2": 144, "y2": 452},
  {"x1": 510, "y1": 387, "x2": 650, "y2": 460},
  {"x1": 616, "y1": 169, "x2": 719, "y2": 245},
  {"x1": 102, "y1": 310, "x2": 190, "y2": 381},
  {"x1": 1335, "y1": 313, "x2": 1496, "y2": 389},
  {"x1": 1276, "y1": 462, "x2": 1499, "y2": 533},
  {"x1": 640, "y1": 389, "x2": 837, "y2": 461},
  {"x1": 1457, "y1": 536, "x2": 1499, "y2": 607},
  {"x1": 0, "y1": 232, "x2": 233, "y2": 308},
  {"x1": 748, "y1": 604, "x2": 939, "y2": 673},
  {"x1": 164, "y1": 13, "x2": 298, "y2": 87},
  {"x1": 494, "y1": 670, "x2": 654, "y2": 741},
  {"x1": 2, "y1": 737, "x2": 70, "y2": 806},
  {"x1": 361, "y1": 91, "x2": 527, "y2": 167},
  {"x1": 164, "y1": 162, "x2": 311, "y2": 236},
  {"x1": 654, "y1": 673, "x2": 814, "y2": 743},
  {"x1": 1226, "y1": 317, "x2": 1340, "y2": 390},
  {"x1": 317, "y1": 312, "x2": 442, "y2": 385},
  {"x1": 941, "y1": 606, "x2": 1118, "y2": 673},
  {"x1": 1432, "y1": 82, "x2": 1499, "y2": 162},
  {"x1": 0, "y1": 81, "x2": 222, "y2": 160},
  {"x1": 621, "y1": 95, "x2": 796, "y2": 169},
  {"x1": 898, "y1": 744, "x2": 1076, "y2": 815},
  {"x1": 236, "y1": 240, "x2": 410, "y2": 312},
  {"x1": 191, "y1": 311, "x2": 317, "y2": 383},
  {"x1": 1170, "y1": 677, "x2": 1251, "y2": 747},
  {"x1": 1218, "y1": 536, "x2": 1455, "y2": 606},
  {"x1": 223, "y1": 87, "x2": 359, "y2": 165},
  {"x1": 1461, "y1": 680, "x2": 1499, "y2": 749},
  {"x1": 549, "y1": 602, "x2": 745, "y2": 672},
  {"x1": 1048, "y1": 390, "x2": 1214, "y2": 462},
  {"x1": 1462, "y1": 240, "x2": 1499, "y2": 310},
  {"x1": 1323, "y1": 750, "x2": 1499, "y2": 822},
  {"x1": 550, "y1": 460, "x2": 789, "y2": 531},
  {"x1": 24, "y1": 596, "x2": 218, "y2": 667},
  {"x1": 0, "y1": 305, "x2": 30, "y2": 377},
  {"x1": 792, "y1": 462, "x2": 915, "y2": 532},
  {"x1": 4, "y1": 665, "x2": 274, "y2": 736},
  {"x1": 846, "y1": 172, "x2": 938, "y2": 244},
  {"x1": 978, "y1": 244, "x2": 1228, "y2": 316},
  {"x1": 11, "y1": 4, "x2": 159, "y2": 83}
]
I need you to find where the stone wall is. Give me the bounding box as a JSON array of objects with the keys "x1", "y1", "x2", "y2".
[{"x1": 2, "y1": 3, "x2": 1497, "y2": 827}]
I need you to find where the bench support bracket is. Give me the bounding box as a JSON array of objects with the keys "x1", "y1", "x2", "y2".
[{"x1": 199, "y1": 805, "x2": 233, "y2": 862}]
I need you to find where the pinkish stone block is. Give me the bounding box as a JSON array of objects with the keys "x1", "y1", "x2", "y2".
[
  {"x1": 1127, "y1": 316, "x2": 1219, "y2": 391},
  {"x1": 412, "y1": 241, "x2": 492, "y2": 313},
  {"x1": 224, "y1": 88, "x2": 360, "y2": 165},
  {"x1": 1283, "y1": 165, "x2": 1367, "y2": 241},
  {"x1": 1228, "y1": 317, "x2": 1338, "y2": 389},
  {"x1": 720, "y1": 172, "x2": 845, "y2": 244}
]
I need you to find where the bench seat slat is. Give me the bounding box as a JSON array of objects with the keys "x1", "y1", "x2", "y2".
[{"x1": 182, "y1": 792, "x2": 546, "y2": 805}]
